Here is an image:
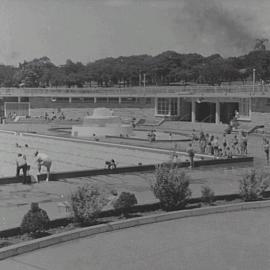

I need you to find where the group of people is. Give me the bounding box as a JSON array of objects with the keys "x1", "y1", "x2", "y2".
[
  {"x1": 7, "y1": 112, "x2": 17, "y2": 120},
  {"x1": 16, "y1": 149, "x2": 52, "y2": 184},
  {"x1": 44, "y1": 111, "x2": 66, "y2": 120},
  {"x1": 195, "y1": 130, "x2": 248, "y2": 158}
]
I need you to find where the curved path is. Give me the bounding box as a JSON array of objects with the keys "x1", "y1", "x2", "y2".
[{"x1": 1, "y1": 208, "x2": 270, "y2": 270}]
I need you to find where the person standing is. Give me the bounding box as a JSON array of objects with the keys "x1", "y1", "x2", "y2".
[
  {"x1": 232, "y1": 135, "x2": 239, "y2": 154},
  {"x1": 34, "y1": 151, "x2": 52, "y2": 182},
  {"x1": 16, "y1": 153, "x2": 28, "y2": 184},
  {"x1": 212, "y1": 136, "x2": 219, "y2": 157},
  {"x1": 263, "y1": 138, "x2": 270, "y2": 164},
  {"x1": 186, "y1": 143, "x2": 195, "y2": 168},
  {"x1": 222, "y1": 134, "x2": 227, "y2": 155}
]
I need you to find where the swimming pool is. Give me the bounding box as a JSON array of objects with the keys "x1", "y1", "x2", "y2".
[{"x1": 0, "y1": 131, "x2": 197, "y2": 178}]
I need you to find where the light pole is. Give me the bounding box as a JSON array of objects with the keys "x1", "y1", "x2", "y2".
[{"x1": 252, "y1": 68, "x2": 256, "y2": 95}]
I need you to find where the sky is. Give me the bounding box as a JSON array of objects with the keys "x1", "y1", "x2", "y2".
[{"x1": 0, "y1": 0, "x2": 269, "y2": 65}]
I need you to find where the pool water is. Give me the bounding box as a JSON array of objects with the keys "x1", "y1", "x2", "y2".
[{"x1": 0, "y1": 132, "x2": 193, "y2": 177}]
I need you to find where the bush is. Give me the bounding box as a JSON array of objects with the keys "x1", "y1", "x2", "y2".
[
  {"x1": 113, "y1": 192, "x2": 137, "y2": 217},
  {"x1": 151, "y1": 163, "x2": 191, "y2": 211},
  {"x1": 20, "y1": 203, "x2": 50, "y2": 235},
  {"x1": 201, "y1": 185, "x2": 215, "y2": 205},
  {"x1": 70, "y1": 184, "x2": 108, "y2": 226},
  {"x1": 239, "y1": 169, "x2": 269, "y2": 201}
]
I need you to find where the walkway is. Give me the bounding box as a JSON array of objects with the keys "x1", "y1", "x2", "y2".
[{"x1": 1, "y1": 208, "x2": 270, "y2": 269}]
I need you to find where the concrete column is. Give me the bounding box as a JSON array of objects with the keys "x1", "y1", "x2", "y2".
[
  {"x1": 119, "y1": 97, "x2": 121, "y2": 104},
  {"x1": 154, "y1": 97, "x2": 158, "y2": 115},
  {"x1": 177, "y1": 97, "x2": 181, "y2": 117},
  {"x1": 94, "y1": 97, "x2": 97, "y2": 103},
  {"x1": 191, "y1": 99, "x2": 196, "y2": 123},
  {"x1": 18, "y1": 97, "x2": 21, "y2": 102},
  {"x1": 249, "y1": 97, "x2": 252, "y2": 119},
  {"x1": 168, "y1": 98, "x2": 171, "y2": 116},
  {"x1": 69, "y1": 97, "x2": 72, "y2": 103},
  {"x1": 215, "y1": 101, "x2": 220, "y2": 124}
]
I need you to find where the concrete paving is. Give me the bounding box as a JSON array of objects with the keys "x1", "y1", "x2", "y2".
[
  {"x1": 0, "y1": 161, "x2": 259, "y2": 231},
  {"x1": 1, "y1": 208, "x2": 270, "y2": 270}
]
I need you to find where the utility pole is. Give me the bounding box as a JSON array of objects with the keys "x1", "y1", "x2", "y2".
[
  {"x1": 143, "y1": 73, "x2": 146, "y2": 97},
  {"x1": 252, "y1": 68, "x2": 256, "y2": 95}
]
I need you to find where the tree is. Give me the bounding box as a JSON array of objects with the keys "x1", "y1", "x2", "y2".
[{"x1": 254, "y1": 39, "x2": 269, "y2": 51}]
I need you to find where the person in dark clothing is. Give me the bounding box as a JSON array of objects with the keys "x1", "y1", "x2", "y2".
[
  {"x1": 16, "y1": 153, "x2": 28, "y2": 184},
  {"x1": 105, "y1": 159, "x2": 117, "y2": 169},
  {"x1": 186, "y1": 143, "x2": 195, "y2": 168}
]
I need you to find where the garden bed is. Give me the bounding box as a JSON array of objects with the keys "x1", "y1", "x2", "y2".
[{"x1": 0, "y1": 191, "x2": 269, "y2": 249}]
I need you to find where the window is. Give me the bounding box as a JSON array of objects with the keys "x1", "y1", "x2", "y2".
[
  {"x1": 146, "y1": 98, "x2": 152, "y2": 104},
  {"x1": 53, "y1": 97, "x2": 69, "y2": 103},
  {"x1": 108, "y1": 97, "x2": 119, "y2": 103},
  {"x1": 72, "y1": 97, "x2": 84, "y2": 103},
  {"x1": 170, "y1": 98, "x2": 178, "y2": 116},
  {"x1": 121, "y1": 97, "x2": 136, "y2": 103},
  {"x1": 157, "y1": 98, "x2": 169, "y2": 115},
  {"x1": 20, "y1": 97, "x2": 29, "y2": 102},
  {"x1": 239, "y1": 98, "x2": 250, "y2": 117},
  {"x1": 96, "y1": 97, "x2": 108, "y2": 103},
  {"x1": 83, "y1": 97, "x2": 95, "y2": 103}
]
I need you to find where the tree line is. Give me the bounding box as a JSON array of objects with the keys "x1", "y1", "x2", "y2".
[{"x1": 1, "y1": 50, "x2": 270, "y2": 88}]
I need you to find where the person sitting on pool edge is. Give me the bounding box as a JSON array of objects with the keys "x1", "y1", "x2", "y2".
[
  {"x1": 34, "y1": 150, "x2": 52, "y2": 182},
  {"x1": 105, "y1": 159, "x2": 117, "y2": 170}
]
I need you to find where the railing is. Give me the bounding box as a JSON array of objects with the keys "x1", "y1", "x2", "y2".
[
  {"x1": 200, "y1": 114, "x2": 214, "y2": 123},
  {"x1": 0, "y1": 84, "x2": 269, "y2": 97}
]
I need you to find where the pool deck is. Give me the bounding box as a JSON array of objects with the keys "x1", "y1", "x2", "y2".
[
  {"x1": 0, "y1": 120, "x2": 268, "y2": 268},
  {"x1": 0, "y1": 160, "x2": 259, "y2": 231},
  {"x1": 0, "y1": 122, "x2": 266, "y2": 231}
]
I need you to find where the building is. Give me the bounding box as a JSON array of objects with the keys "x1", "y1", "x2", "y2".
[{"x1": 0, "y1": 85, "x2": 270, "y2": 125}]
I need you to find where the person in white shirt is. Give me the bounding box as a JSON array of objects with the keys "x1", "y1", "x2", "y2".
[
  {"x1": 16, "y1": 153, "x2": 28, "y2": 184},
  {"x1": 34, "y1": 151, "x2": 52, "y2": 182}
]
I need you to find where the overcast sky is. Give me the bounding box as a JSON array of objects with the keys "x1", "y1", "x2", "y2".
[{"x1": 0, "y1": 0, "x2": 269, "y2": 65}]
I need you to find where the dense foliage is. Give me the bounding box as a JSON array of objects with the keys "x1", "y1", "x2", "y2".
[
  {"x1": 201, "y1": 185, "x2": 215, "y2": 205},
  {"x1": 1, "y1": 50, "x2": 270, "y2": 88},
  {"x1": 70, "y1": 184, "x2": 108, "y2": 226},
  {"x1": 239, "y1": 169, "x2": 269, "y2": 201},
  {"x1": 20, "y1": 203, "x2": 50, "y2": 235},
  {"x1": 113, "y1": 192, "x2": 137, "y2": 217},
  {"x1": 151, "y1": 164, "x2": 191, "y2": 211}
]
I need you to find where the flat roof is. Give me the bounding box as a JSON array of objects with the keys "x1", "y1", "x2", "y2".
[{"x1": 0, "y1": 85, "x2": 269, "y2": 98}]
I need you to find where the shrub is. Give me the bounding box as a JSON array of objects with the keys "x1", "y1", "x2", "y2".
[
  {"x1": 239, "y1": 169, "x2": 269, "y2": 201},
  {"x1": 70, "y1": 184, "x2": 108, "y2": 226},
  {"x1": 20, "y1": 202, "x2": 50, "y2": 235},
  {"x1": 201, "y1": 185, "x2": 215, "y2": 205},
  {"x1": 151, "y1": 163, "x2": 191, "y2": 211},
  {"x1": 113, "y1": 192, "x2": 137, "y2": 217}
]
